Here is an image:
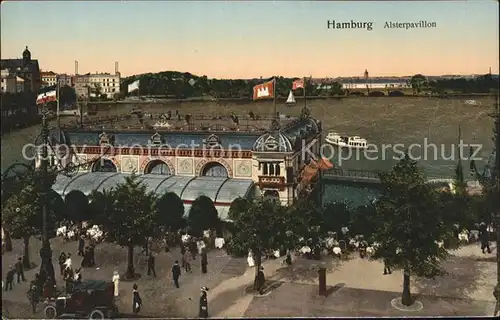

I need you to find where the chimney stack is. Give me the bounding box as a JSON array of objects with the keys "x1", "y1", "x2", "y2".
[
  {"x1": 75, "y1": 60, "x2": 79, "y2": 75},
  {"x1": 115, "y1": 61, "x2": 119, "y2": 75}
]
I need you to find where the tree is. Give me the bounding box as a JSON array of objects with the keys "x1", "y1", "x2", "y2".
[
  {"x1": 284, "y1": 198, "x2": 324, "y2": 259},
  {"x1": 58, "y1": 85, "x2": 76, "y2": 106},
  {"x1": 2, "y1": 181, "x2": 64, "y2": 268},
  {"x1": 371, "y1": 154, "x2": 451, "y2": 306},
  {"x1": 155, "y1": 192, "x2": 185, "y2": 231},
  {"x1": 230, "y1": 200, "x2": 288, "y2": 290},
  {"x1": 65, "y1": 190, "x2": 90, "y2": 224},
  {"x1": 228, "y1": 197, "x2": 251, "y2": 221},
  {"x1": 322, "y1": 201, "x2": 351, "y2": 234},
  {"x1": 88, "y1": 190, "x2": 116, "y2": 225},
  {"x1": 98, "y1": 175, "x2": 159, "y2": 279},
  {"x1": 188, "y1": 195, "x2": 219, "y2": 237},
  {"x1": 410, "y1": 74, "x2": 428, "y2": 95}
]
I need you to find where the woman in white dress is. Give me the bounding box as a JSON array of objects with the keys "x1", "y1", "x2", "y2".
[
  {"x1": 112, "y1": 270, "x2": 120, "y2": 297},
  {"x1": 247, "y1": 249, "x2": 255, "y2": 267}
]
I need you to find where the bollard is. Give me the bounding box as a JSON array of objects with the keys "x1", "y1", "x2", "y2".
[{"x1": 318, "y1": 267, "x2": 326, "y2": 296}]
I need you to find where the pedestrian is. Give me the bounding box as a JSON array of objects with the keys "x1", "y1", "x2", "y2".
[
  {"x1": 29, "y1": 282, "x2": 39, "y2": 313},
  {"x1": 285, "y1": 250, "x2": 292, "y2": 266},
  {"x1": 15, "y1": 257, "x2": 26, "y2": 283},
  {"x1": 112, "y1": 270, "x2": 120, "y2": 297},
  {"x1": 63, "y1": 265, "x2": 70, "y2": 280},
  {"x1": 89, "y1": 244, "x2": 96, "y2": 267},
  {"x1": 256, "y1": 266, "x2": 265, "y2": 294},
  {"x1": 180, "y1": 244, "x2": 186, "y2": 267},
  {"x1": 147, "y1": 253, "x2": 156, "y2": 277},
  {"x1": 81, "y1": 247, "x2": 89, "y2": 267},
  {"x1": 58, "y1": 252, "x2": 67, "y2": 276},
  {"x1": 78, "y1": 235, "x2": 85, "y2": 256},
  {"x1": 358, "y1": 237, "x2": 367, "y2": 259},
  {"x1": 43, "y1": 277, "x2": 55, "y2": 299},
  {"x1": 132, "y1": 283, "x2": 142, "y2": 314},
  {"x1": 65, "y1": 273, "x2": 74, "y2": 293},
  {"x1": 479, "y1": 223, "x2": 491, "y2": 254},
  {"x1": 199, "y1": 286, "x2": 209, "y2": 318},
  {"x1": 183, "y1": 250, "x2": 192, "y2": 273},
  {"x1": 383, "y1": 258, "x2": 392, "y2": 275},
  {"x1": 64, "y1": 253, "x2": 72, "y2": 269},
  {"x1": 172, "y1": 260, "x2": 181, "y2": 288},
  {"x1": 5, "y1": 265, "x2": 15, "y2": 291},
  {"x1": 74, "y1": 268, "x2": 82, "y2": 283},
  {"x1": 189, "y1": 239, "x2": 197, "y2": 260},
  {"x1": 201, "y1": 249, "x2": 208, "y2": 274}
]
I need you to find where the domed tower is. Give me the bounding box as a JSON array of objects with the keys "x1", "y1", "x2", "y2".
[
  {"x1": 21, "y1": 46, "x2": 32, "y2": 92},
  {"x1": 252, "y1": 127, "x2": 295, "y2": 205},
  {"x1": 22, "y1": 46, "x2": 31, "y2": 66}
]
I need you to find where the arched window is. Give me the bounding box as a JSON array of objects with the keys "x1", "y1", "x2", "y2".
[
  {"x1": 202, "y1": 162, "x2": 228, "y2": 177},
  {"x1": 145, "y1": 160, "x2": 171, "y2": 175},
  {"x1": 92, "y1": 159, "x2": 117, "y2": 172}
]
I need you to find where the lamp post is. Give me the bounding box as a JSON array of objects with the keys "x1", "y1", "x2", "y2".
[
  {"x1": 38, "y1": 104, "x2": 56, "y2": 285},
  {"x1": 493, "y1": 94, "x2": 500, "y2": 317}
]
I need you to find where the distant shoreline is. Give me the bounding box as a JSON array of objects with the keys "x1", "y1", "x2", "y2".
[{"x1": 110, "y1": 93, "x2": 494, "y2": 104}]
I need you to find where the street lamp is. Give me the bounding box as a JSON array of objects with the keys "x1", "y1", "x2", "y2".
[
  {"x1": 38, "y1": 106, "x2": 56, "y2": 285},
  {"x1": 493, "y1": 95, "x2": 500, "y2": 317}
]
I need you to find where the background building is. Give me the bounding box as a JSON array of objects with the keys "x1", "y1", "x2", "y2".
[
  {"x1": 0, "y1": 46, "x2": 41, "y2": 132},
  {"x1": 75, "y1": 72, "x2": 121, "y2": 99},
  {"x1": 41, "y1": 71, "x2": 57, "y2": 87},
  {"x1": 57, "y1": 74, "x2": 74, "y2": 87},
  {"x1": 0, "y1": 46, "x2": 41, "y2": 93}
]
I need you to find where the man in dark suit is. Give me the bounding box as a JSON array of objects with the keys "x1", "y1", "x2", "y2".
[
  {"x1": 147, "y1": 253, "x2": 156, "y2": 277},
  {"x1": 201, "y1": 249, "x2": 208, "y2": 274},
  {"x1": 77, "y1": 235, "x2": 85, "y2": 256},
  {"x1": 199, "y1": 286, "x2": 209, "y2": 318},
  {"x1": 132, "y1": 283, "x2": 142, "y2": 314},
  {"x1": 15, "y1": 257, "x2": 26, "y2": 283},
  {"x1": 172, "y1": 260, "x2": 181, "y2": 288}
]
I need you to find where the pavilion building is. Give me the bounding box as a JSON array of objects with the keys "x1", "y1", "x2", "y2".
[{"x1": 44, "y1": 113, "x2": 322, "y2": 219}]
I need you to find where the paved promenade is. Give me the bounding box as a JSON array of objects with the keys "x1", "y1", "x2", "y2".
[{"x1": 2, "y1": 238, "x2": 497, "y2": 318}]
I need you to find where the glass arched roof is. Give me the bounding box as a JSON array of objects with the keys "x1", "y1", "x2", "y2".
[{"x1": 52, "y1": 173, "x2": 254, "y2": 213}]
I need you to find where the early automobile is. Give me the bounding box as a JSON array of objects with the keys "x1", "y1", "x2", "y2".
[{"x1": 43, "y1": 280, "x2": 118, "y2": 319}]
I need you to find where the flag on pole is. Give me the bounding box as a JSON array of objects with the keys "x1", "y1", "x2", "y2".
[
  {"x1": 36, "y1": 90, "x2": 57, "y2": 105},
  {"x1": 292, "y1": 79, "x2": 305, "y2": 90},
  {"x1": 317, "y1": 157, "x2": 334, "y2": 170},
  {"x1": 252, "y1": 80, "x2": 274, "y2": 100},
  {"x1": 128, "y1": 80, "x2": 140, "y2": 93}
]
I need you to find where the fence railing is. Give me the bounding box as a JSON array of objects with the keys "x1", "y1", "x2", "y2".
[
  {"x1": 323, "y1": 168, "x2": 382, "y2": 180},
  {"x1": 324, "y1": 168, "x2": 454, "y2": 182}
]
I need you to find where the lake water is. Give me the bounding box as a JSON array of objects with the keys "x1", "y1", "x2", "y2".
[{"x1": 2, "y1": 97, "x2": 495, "y2": 206}]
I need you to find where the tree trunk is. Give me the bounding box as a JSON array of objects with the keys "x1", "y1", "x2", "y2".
[
  {"x1": 23, "y1": 236, "x2": 31, "y2": 268},
  {"x1": 401, "y1": 269, "x2": 413, "y2": 306},
  {"x1": 253, "y1": 251, "x2": 262, "y2": 291},
  {"x1": 126, "y1": 244, "x2": 135, "y2": 279},
  {"x1": 5, "y1": 230, "x2": 13, "y2": 252}
]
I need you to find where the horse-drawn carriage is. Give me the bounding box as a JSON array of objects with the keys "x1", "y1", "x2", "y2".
[{"x1": 43, "y1": 280, "x2": 118, "y2": 319}]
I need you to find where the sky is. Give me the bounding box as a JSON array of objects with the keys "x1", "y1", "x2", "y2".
[{"x1": 1, "y1": 1, "x2": 498, "y2": 78}]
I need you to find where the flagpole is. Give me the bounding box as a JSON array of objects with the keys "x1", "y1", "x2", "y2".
[
  {"x1": 56, "y1": 83, "x2": 60, "y2": 127},
  {"x1": 273, "y1": 77, "x2": 277, "y2": 119},
  {"x1": 303, "y1": 76, "x2": 307, "y2": 110}
]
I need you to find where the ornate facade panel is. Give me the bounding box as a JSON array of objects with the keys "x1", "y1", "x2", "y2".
[
  {"x1": 73, "y1": 154, "x2": 89, "y2": 172},
  {"x1": 120, "y1": 155, "x2": 140, "y2": 173},
  {"x1": 139, "y1": 156, "x2": 176, "y2": 175},
  {"x1": 177, "y1": 157, "x2": 194, "y2": 175},
  {"x1": 195, "y1": 158, "x2": 233, "y2": 177},
  {"x1": 233, "y1": 159, "x2": 252, "y2": 178}
]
